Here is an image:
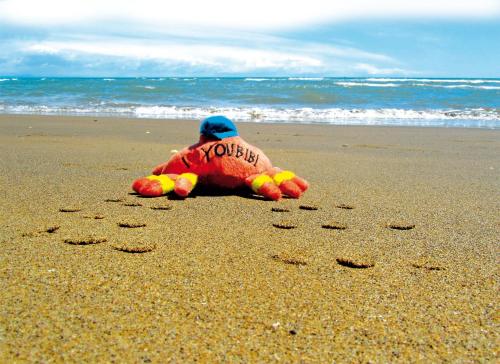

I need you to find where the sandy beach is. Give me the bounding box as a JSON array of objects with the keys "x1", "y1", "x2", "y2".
[{"x1": 0, "y1": 114, "x2": 498, "y2": 362}]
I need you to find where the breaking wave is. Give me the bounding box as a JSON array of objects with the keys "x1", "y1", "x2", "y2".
[{"x1": 1, "y1": 104, "x2": 498, "y2": 128}]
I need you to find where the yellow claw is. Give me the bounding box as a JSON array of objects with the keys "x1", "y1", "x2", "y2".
[
  {"x1": 251, "y1": 175, "x2": 274, "y2": 193},
  {"x1": 273, "y1": 171, "x2": 295, "y2": 186},
  {"x1": 179, "y1": 173, "x2": 198, "y2": 186},
  {"x1": 147, "y1": 175, "x2": 175, "y2": 194}
]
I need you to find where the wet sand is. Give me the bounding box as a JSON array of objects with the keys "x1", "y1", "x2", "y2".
[{"x1": 0, "y1": 114, "x2": 498, "y2": 362}]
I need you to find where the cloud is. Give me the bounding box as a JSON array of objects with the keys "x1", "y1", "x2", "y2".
[
  {"x1": 8, "y1": 0, "x2": 484, "y2": 75},
  {"x1": 0, "y1": 0, "x2": 499, "y2": 30},
  {"x1": 353, "y1": 63, "x2": 412, "y2": 76},
  {"x1": 0, "y1": 29, "x2": 411, "y2": 76},
  {"x1": 23, "y1": 39, "x2": 323, "y2": 73}
]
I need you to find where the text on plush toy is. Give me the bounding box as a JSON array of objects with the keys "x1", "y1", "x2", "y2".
[{"x1": 200, "y1": 143, "x2": 260, "y2": 166}]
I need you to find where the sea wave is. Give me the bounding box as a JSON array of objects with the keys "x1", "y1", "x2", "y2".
[
  {"x1": 288, "y1": 77, "x2": 324, "y2": 81},
  {"x1": 244, "y1": 78, "x2": 271, "y2": 82},
  {"x1": 1, "y1": 104, "x2": 498, "y2": 128},
  {"x1": 337, "y1": 81, "x2": 500, "y2": 89},
  {"x1": 336, "y1": 82, "x2": 399, "y2": 87},
  {"x1": 426, "y1": 84, "x2": 500, "y2": 90},
  {"x1": 366, "y1": 78, "x2": 500, "y2": 84}
]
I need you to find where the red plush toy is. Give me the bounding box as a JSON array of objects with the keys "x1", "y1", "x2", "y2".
[{"x1": 132, "y1": 116, "x2": 308, "y2": 200}]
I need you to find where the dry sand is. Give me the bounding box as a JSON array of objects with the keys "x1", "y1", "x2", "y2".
[{"x1": 0, "y1": 114, "x2": 498, "y2": 362}]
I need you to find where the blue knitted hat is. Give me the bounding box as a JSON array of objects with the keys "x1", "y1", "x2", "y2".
[{"x1": 200, "y1": 115, "x2": 238, "y2": 140}]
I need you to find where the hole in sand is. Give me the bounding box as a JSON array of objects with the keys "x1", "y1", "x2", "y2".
[
  {"x1": 271, "y1": 207, "x2": 290, "y2": 212},
  {"x1": 336, "y1": 257, "x2": 374, "y2": 269},
  {"x1": 387, "y1": 223, "x2": 415, "y2": 230},
  {"x1": 113, "y1": 243, "x2": 156, "y2": 253},
  {"x1": 59, "y1": 208, "x2": 81, "y2": 213},
  {"x1": 322, "y1": 222, "x2": 347, "y2": 230},
  {"x1": 123, "y1": 202, "x2": 142, "y2": 207},
  {"x1": 271, "y1": 254, "x2": 307, "y2": 266},
  {"x1": 299, "y1": 204, "x2": 319, "y2": 211},
  {"x1": 273, "y1": 221, "x2": 297, "y2": 229},
  {"x1": 336, "y1": 204, "x2": 354, "y2": 210},
  {"x1": 64, "y1": 237, "x2": 107, "y2": 245},
  {"x1": 118, "y1": 222, "x2": 146, "y2": 228}
]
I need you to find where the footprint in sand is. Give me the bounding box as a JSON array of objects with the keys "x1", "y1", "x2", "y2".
[
  {"x1": 336, "y1": 257, "x2": 374, "y2": 269},
  {"x1": 273, "y1": 221, "x2": 298, "y2": 229},
  {"x1": 299, "y1": 204, "x2": 319, "y2": 211},
  {"x1": 22, "y1": 225, "x2": 60, "y2": 237},
  {"x1": 45, "y1": 226, "x2": 60, "y2": 233},
  {"x1": 59, "y1": 208, "x2": 81, "y2": 213},
  {"x1": 118, "y1": 221, "x2": 146, "y2": 228},
  {"x1": 386, "y1": 223, "x2": 415, "y2": 230},
  {"x1": 271, "y1": 207, "x2": 290, "y2": 213},
  {"x1": 64, "y1": 236, "x2": 107, "y2": 245},
  {"x1": 336, "y1": 204, "x2": 354, "y2": 210},
  {"x1": 271, "y1": 253, "x2": 307, "y2": 266},
  {"x1": 411, "y1": 259, "x2": 446, "y2": 271},
  {"x1": 123, "y1": 202, "x2": 143, "y2": 207},
  {"x1": 150, "y1": 205, "x2": 173, "y2": 211},
  {"x1": 104, "y1": 198, "x2": 123, "y2": 203},
  {"x1": 112, "y1": 243, "x2": 156, "y2": 253},
  {"x1": 322, "y1": 222, "x2": 347, "y2": 230},
  {"x1": 83, "y1": 214, "x2": 105, "y2": 220}
]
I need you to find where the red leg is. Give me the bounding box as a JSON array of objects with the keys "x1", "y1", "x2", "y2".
[
  {"x1": 270, "y1": 170, "x2": 309, "y2": 198},
  {"x1": 173, "y1": 173, "x2": 198, "y2": 197},
  {"x1": 131, "y1": 175, "x2": 176, "y2": 197},
  {"x1": 245, "y1": 174, "x2": 282, "y2": 200}
]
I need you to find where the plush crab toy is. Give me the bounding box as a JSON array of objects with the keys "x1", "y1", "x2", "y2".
[{"x1": 132, "y1": 116, "x2": 308, "y2": 200}]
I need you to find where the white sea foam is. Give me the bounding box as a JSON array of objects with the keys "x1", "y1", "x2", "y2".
[
  {"x1": 2, "y1": 105, "x2": 498, "y2": 128},
  {"x1": 103, "y1": 78, "x2": 115, "y2": 81},
  {"x1": 244, "y1": 78, "x2": 270, "y2": 82},
  {"x1": 339, "y1": 80, "x2": 500, "y2": 89},
  {"x1": 137, "y1": 85, "x2": 156, "y2": 89},
  {"x1": 132, "y1": 106, "x2": 500, "y2": 124},
  {"x1": 437, "y1": 85, "x2": 500, "y2": 90},
  {"x1": 0, "y1": 79, "x2": 9, "y2": 82},
  {"x1": 288, "y1": 77, "x2": 324, "y2": 81},
  {"x1": 336, "y1": 82, "x2": 399, "y2": 87},
  {"x1": 366, "y1": 78, "x2": 500, "y2": 84},
  {"x1": 413, "y1": 84, "x2": 500, "y2": 90}
]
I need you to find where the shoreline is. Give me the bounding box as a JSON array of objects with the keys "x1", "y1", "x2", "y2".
[
  {"x1": 1, "y1": 112, "x2": 499, "y2": 130},
  {"x1": 0, "y1": 114, "x2": 498, "y2": 361}
]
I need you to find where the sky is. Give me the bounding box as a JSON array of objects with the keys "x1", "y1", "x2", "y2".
[{"x1": 1, "y1": 0, "x2": 499, "y2": 77}]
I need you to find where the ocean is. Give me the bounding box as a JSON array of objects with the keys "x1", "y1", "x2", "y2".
[{"x1": 0, "y1": 77, "x2": 499, "y2": 128}]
